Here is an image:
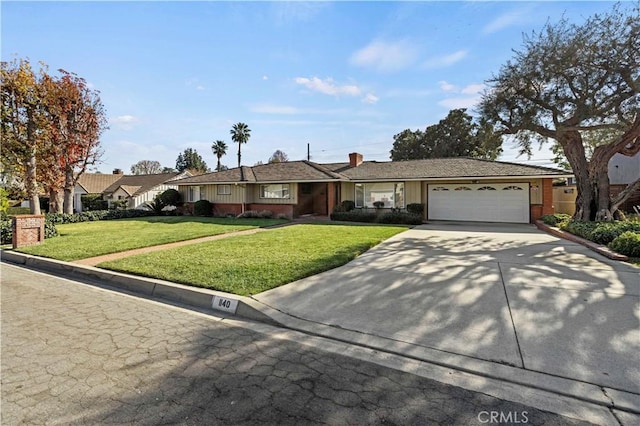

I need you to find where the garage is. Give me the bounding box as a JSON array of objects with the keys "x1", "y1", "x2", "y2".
[{"x1": 428, "y1": 183, "x2": 530, "y2": 223}]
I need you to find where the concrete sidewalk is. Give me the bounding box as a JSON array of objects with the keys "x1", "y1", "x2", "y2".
[{"x1": 255, "y1": 223, "x2": 640, "y2": 395}]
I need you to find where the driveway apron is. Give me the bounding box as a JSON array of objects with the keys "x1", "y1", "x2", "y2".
[{"x1": 255, "y1": 222, "x2": 640, "y2": 394}]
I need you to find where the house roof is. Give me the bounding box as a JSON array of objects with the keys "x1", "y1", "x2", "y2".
[
  {"x1": 76, "y1": 173, "x2": 123, "y2": 194},
  {"x1": 173, "y1": 157, "x2": 570, "y2": 186},
  {"x1": 102, "y1": 172, "x2": 183, "y2": 197},
  {"x1": 330, "y1": 158, "x2": 570, "y2": 181},
  {"x1": 175, "y1": 161, "x2": 344, "y2": 184}
]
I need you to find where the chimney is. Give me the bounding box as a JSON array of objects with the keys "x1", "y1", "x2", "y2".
[
  {"x1": 113, "y1": 168, "x2": 124, "y2": 174},
  {"x1": 349, "y1": 152, "x2": 363, "y2": 167}
]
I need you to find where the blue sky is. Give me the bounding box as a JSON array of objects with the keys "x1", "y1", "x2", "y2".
[{"x1": 2, "y1": 1, "x2": 620, "y2": 173}]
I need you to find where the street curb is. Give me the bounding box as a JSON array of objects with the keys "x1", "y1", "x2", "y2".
[
  {"x1": 2, "y1": 249, "x2": 638, "y2": 417},
  {"x1": 534, "y1": 220, "x2": 629, "y2": 261},
  {"x1": 0, "y1": 250, "x2": 279, "y2": 326}
]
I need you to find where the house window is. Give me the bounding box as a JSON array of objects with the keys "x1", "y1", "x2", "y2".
[
  {"x1": 188, "y1": 186, "x2": 202, "y2": 202},
  {"x1": 478, "y1": 186, "x2": 497, "y2": 191},
  {"x1": 354, "y1": 183, "x2": 404, "y2": 208},
  {"x1": 454, "y1": 186, "x2": 472, "y2": 191},
  {"x1": 503, "y1": 185, "x2": 524, "y2": 190},
  {"x1": 300, "y1": 183, "x2": 313, "y2": 195},
  {"x1": 432, "y1": 186, "x2": 449, "y2": 191},
  {"x1": 260, "y1": 184, "x2": 290, "y2": 199},
  {"x1": 217, "y1": 184, "x2": 231, "y2": 195}
]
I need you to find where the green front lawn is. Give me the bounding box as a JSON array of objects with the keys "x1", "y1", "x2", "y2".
[
  {"x1": 18, "y1": 216, "x2": 286, "y2": 261},
  {"x1": 99, "y1": 224, "x2": 407, "y2": 296}
]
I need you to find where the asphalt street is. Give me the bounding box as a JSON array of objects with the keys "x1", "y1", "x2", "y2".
[{"x1": 1, "y1": 263, "x2": 593, "y2": 425}]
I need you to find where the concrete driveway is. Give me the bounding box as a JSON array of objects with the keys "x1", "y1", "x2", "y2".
[{"x1": 255, "y1": 222, "x2": 640, "y2": 394}]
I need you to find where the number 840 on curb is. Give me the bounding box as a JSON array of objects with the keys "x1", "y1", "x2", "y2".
[{"x1": 212, "y1": 296, "x2": 239, "y2": 314}]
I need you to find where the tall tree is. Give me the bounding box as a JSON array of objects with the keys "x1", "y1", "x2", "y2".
[
  {"x1": 230, "y1": 122, "x2": 251, "y2": 168},
  {"x1": 268, "y1": 149, "x2": 289, "y2": 163},
  {"x1": 44, "y1": 69, "x2": 107, "y2": 214},
  {"x1": 175, "y1": 148, "x2": 208, "y2": 173},
  {"x1": 130, "y1": 160, "x2": 163, "y2": 175},
  {"x1": 211, "y1": 140, "x2": 228, "y2": 172},
  {"x1": 0, "y1": 59, "x2": 47, "y2": 214},
  {"x1": 390, "y1": 109, "x2": 502, "y2": 161},
  {"x1": 479, "y1": 3, "x2": 639, "y2": 221}
]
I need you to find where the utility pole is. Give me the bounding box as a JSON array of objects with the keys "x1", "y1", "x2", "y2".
[{"x1": 307, "y1": 143, "x2": 310, "y2": 161}]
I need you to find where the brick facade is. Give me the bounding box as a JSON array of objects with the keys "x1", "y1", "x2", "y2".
[{"x1": 12, "y1": 215, "x2": 45, "y2": 248}]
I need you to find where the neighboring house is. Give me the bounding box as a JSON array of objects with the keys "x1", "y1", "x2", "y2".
[
  {"x1": 74, "y1": 171, "x2": 190, "y2": 212},
  {"x1": 174, "y1": 153, "x2": 571, "y2": 224}
]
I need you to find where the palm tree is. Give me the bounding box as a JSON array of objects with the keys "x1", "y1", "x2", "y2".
[
  {"x1": 230, "y1": 122, "x2": 251, "y2": 168},
  {"x1": 211, "y1": 140, "x2": 228, "y2": 172}
]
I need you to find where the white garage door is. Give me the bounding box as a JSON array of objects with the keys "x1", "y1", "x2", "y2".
[{"x1": 428, "y1": 183, "x2": 530, "y2": 223}]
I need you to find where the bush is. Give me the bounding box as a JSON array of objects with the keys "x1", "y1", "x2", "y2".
[
  {"x1": 45, "y1": 220, "x2": 58, "y2": 239},
  {"x1": 406, "y1": 203, "x2": 424, "y2": 216},
  {"x1": 144, "y1": 196, "x2": 166, "y2": 214},
  {"x1": 330, "y1": 210, "x2": 377, "y2": 223},
  {"x1": 46, "y1": 209, "x2": 153, "y2": 224},
  {"x1": 609, "y1": 231, "x2": 640, "y2": 257},
  {"x1": 378, "y1": 211, "x2": 423, "y2": 225},
  {"x1": 193, "y1": 200, "x2": 213, "y2": 216},
  {"x1": 373, "y1": 201, "x2": 385, "y2": 209},
  {"x1": 160, "y1": 189, "x2": 182, "y2": 207},
  {"x1": 541, "y1": 213, "x2": 571, "y2": 227},
  {"x1": 590, "y1": 221, "x2": 640, "y2": 245},
  {"x1": 81, "y1": 194, "x2": 108, "y2": 211},
  {"x1": 0, "y1": 220, "x2": 11, "y2": 244},
  {"x1": 559, "y1": 220, "x2": 598, "y2": 240},
  {"x1": 333, "y1": 200, "x2": 356, "y2": 213},
  {"x1": 237, "y1": 210, "x2": 260, "y2": 218},
  {"x1": 6, "y1": 206, "x2": 30, "y2": 216}
]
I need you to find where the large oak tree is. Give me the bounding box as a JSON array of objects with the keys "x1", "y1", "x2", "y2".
[{"x1": 479, "y1": 3, "x2": 639, "y2": 221}]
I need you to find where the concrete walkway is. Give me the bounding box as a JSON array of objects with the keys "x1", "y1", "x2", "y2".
[{"x1": 255, "y1": 222, "x2": 640, "y2": 394}]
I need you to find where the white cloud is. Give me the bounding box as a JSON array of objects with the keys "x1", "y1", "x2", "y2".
[
  {"x1": 295, "y1": 76, "x2": 361, "y2": 97},
  {"x1": 262, "y1": 75, "x2": 269, "y2": 80},
  {"x1": 482, "y1": 7, "x2": 534, "y2": 35},
  {"x1": 110, "y1": 115, "x2": 140, "y2": 130},
  {"x1": 350, "y1": 40, "x2": 419, "y2": 72},
  {"x1": 196, "y1": 85, "x2": 206, "y2": 91},
  {"x1": 461, "y1": 83, "x2": 486, "y2": 95},
  {"x1": 437, "y1": 83, "x2": 485, "y2": 110},
  {"x1": 362, "y1": 93, "x2": 379, "y2": 104},
  {"x1": 438, "y1": 81, "x2": 458, "y2": 92},
  {"x1": 423, "y1": 50, "x2": 468, "y2": 69}
]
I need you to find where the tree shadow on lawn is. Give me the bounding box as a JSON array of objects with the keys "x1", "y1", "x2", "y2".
[{"x1": 256, "y1": 225, "x2": 640, "y2": 394}]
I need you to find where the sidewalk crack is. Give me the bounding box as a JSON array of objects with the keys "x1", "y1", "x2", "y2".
[{"x1": 497, "y1": 262, "x2": 525, "y2": 369}]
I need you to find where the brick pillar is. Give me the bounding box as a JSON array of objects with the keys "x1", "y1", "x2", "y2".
[
  {"x1": 327, "y1": 183, "x2": 336, "y2": 215},
  {"x1": 12, "y1": 215, "x2": 45, "y2": 248},
  {"x1": 541, "y1": 178, "x2": 555, "y2": 216}
]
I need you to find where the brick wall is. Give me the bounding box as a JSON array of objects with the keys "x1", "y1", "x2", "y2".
[
  {"x1": 541, "y1": 178, "x2": 555, "y2": 216},
  {"x1": 213, "y1": 203, "x2": 243, "y2": 217},
  {"x1": 12, "y1": 215, "x2": 45, "y2": 248},
  {"x1": 247, "y1": 204, "x2": 294, "y2": 218}
]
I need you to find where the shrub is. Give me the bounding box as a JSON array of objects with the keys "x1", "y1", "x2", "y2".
[
  {"x1": 609, "y1": 231, "x2": 640, "y2": 257},
  {"x1": 237, "y1": 210, "x2": 260, "y2": 218},
  {"x1": 541, "y1": 213, "x2": 571, "y2": 227},
  {"x1": 81, "y1": 194, "x2": 108, "y2": 211},
  {"x1": 257, "y1": 210, "x2": 273, "y2": 219},
  {"x1": 0, "y1": 220, "x2": 11, "y2": 244},
  {"x1": 45, "y1": 221, "x2": 58, "y2": 239},
  {"x1": 46, "y1": 209, "x2": 153, "y2": 224},
  {"x1": 330, "y1": 210, "x2": 377, "y2": 223},
  {"x1": 559, "y1": 220, "x2": 598, "y2": 240},
  {"x1": 6, "y1": 207, "x2": 30, "y2": 216},
  {"x1": 378, "y1": 211, "x2": 423, "y2": 225},
  {"x1": 590, "y1": 221, "x2": 640, "y2": 245},
  {"x1": 193, "y1": 200, "x2": 213, "y2": 216},
  {"x1": 373, "y1": 201, "x2": 385, "y2": 209},
  {"x1": 160, "y1": 189, "x2": 182, "y2": 206},
  {"x1": 0, "y1": 188, "x2": 9, "y2": 215},
  {"x1": 144, "y1": 196, "x2": 166, "y2": 214},
  {"x1": 406, "y1": 203, "x2": 424, "y2": 216},
  {"x1": 109, "y1": 200, "x2": 129, "y2": 210}
]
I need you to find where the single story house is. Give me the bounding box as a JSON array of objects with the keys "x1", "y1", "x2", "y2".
[
  {"x1": 75, "y1": 171, "x2": 189, "y2": 212},
  {"x1": 174, "y1": 153, "x2": 571, "y2": 224}
]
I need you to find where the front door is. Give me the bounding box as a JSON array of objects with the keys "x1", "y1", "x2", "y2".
[{"x1": 297, "y1": 183, "x2": 328, "y2": 216}]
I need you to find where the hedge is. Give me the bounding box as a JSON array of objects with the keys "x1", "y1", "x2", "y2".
[
  {"x1": 46, "y1": 209, "x2": 154, "y2": 224},
  {"x1": 540, "y1": 213, "x2": 571, "y2": 227},
  {"x1": 609, "y1": 232, "x2": 640, "y2": 258},
  {"x1": 0, "y1": 219, "x2": 58, "y2": 245},
  {"x1": 330, "y1": 209, "x2": 422, "y2": 225},
  {"x1": 560, "y1": 219, "x2": 640, "y2": 245}
]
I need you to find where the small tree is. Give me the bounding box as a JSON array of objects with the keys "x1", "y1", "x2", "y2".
[
  {"x1": 268, "y1": 150, "x2": 289, "y2": 163},
  {"x1": 159, "y1": 188, "x2": 182, "y2": 206},
  {"x1": 175, "y1": 148, "x2": 208, "y2": 173},
  {"x1": 131, "y1": 160, "x2": 163, "y2": 175}
]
